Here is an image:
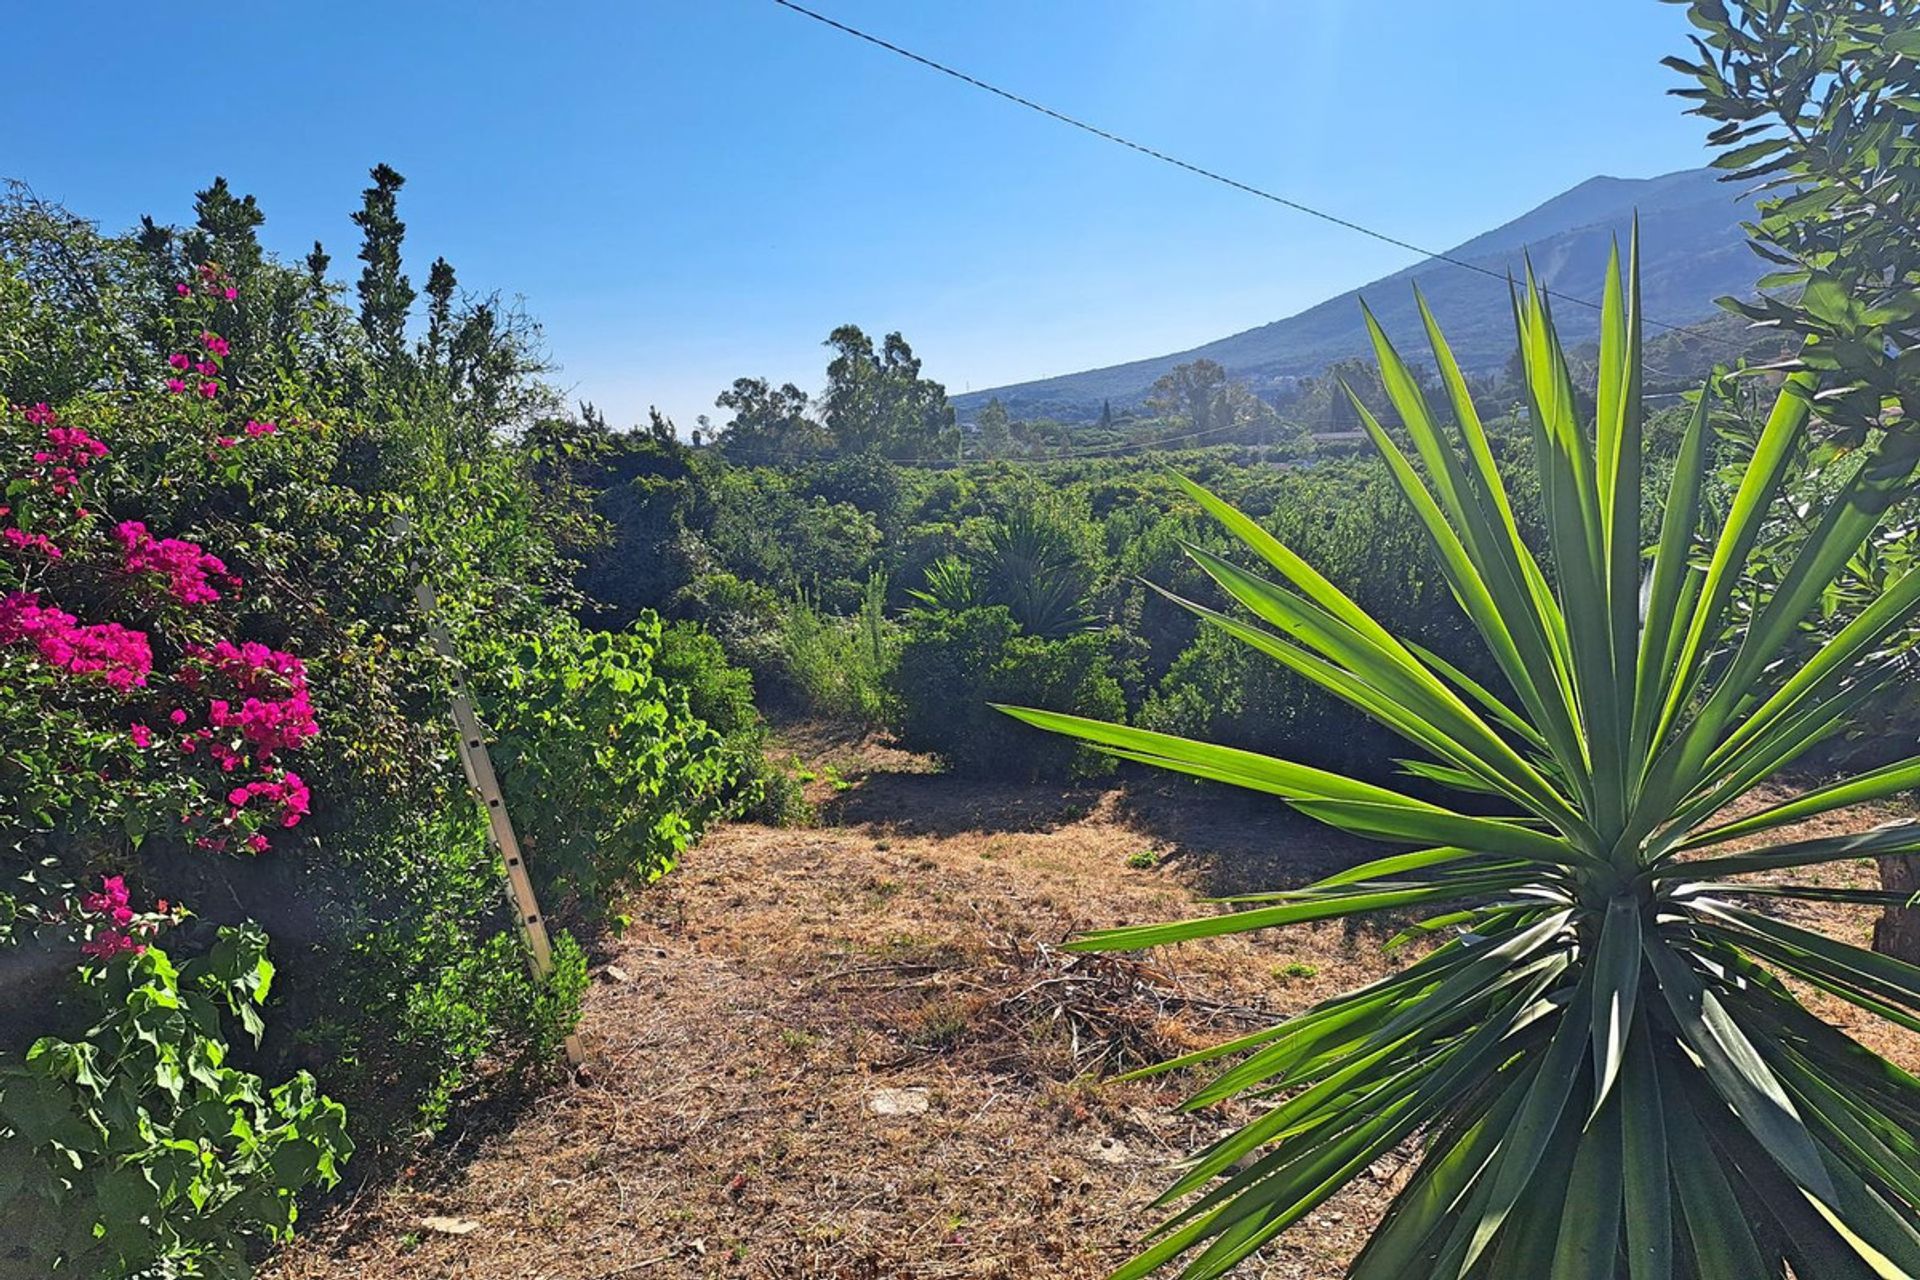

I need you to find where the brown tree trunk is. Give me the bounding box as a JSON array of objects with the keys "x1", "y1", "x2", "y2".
[{"x1": 1875, "y1": 854, "x2": 1920, "y2": 962}]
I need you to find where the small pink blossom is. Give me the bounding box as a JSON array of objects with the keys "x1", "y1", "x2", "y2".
[
  {"x1": 129, "y1": 724, "x2": 152, "y2": 748},
  {"x1": 166, "y1": 378, "x2": 186, "y2": 395},
  {"x1": 168, "y1": 353, "x2": 191, "y2": 370},
  {"x1": 222, "y1": 286, "x2": 237, "y2": 301},
  {"x1": 243, "y1": 420, "x2": 278, "y2": 437},
  {"x1": 196, "y1": 381, "x2": 218, "y2": 399},
  {"x1": 175, "y1": 282, "x2": 192, "y2": 297}
]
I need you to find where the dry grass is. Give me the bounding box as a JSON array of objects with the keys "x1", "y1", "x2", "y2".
[{"x1": 267, "y1": 730, "x2": 1917, "y2": 1280}]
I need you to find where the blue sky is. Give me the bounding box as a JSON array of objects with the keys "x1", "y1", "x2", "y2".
[{"x1": 7, "y1": 2, "x2": 1712, "y2": 429}]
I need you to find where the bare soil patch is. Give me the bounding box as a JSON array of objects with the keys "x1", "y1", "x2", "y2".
[{"x1": 268, "y1": 732, "x2": 1916, "y2": 1280}]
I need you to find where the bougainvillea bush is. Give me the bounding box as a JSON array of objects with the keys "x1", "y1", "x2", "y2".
[
  {"x1": 0, "y1": 174, "x2": 749, "y2": 1268},
  {"x1": 0, "y1": 277, "x2": 353, "y2": 1275}
]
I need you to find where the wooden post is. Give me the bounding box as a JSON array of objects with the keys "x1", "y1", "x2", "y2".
[
  {"x1": 407, "y1": 561, "x2": 586, "y2": 1068},
  {"x1": 1876, "y1": 855, "x2": 1920, "y2": 964}
]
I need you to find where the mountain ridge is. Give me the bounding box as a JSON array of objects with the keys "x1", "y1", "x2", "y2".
[{"x1": 953, "y1": 166, "x2": 1760, "y2": 421}]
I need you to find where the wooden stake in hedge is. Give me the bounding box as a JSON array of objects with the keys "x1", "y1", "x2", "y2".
[{"x1": 401, "y1": 525, "x2": 587, "y2": 1068}]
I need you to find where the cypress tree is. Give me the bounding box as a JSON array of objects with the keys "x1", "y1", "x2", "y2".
[{"x1": 351, "y1": 164, "x2": 415, "y2": 369}]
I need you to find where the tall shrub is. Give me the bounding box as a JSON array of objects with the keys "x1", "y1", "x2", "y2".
[{"x1": 894, "y1": 605, "x2": 1122, "y2": 781}]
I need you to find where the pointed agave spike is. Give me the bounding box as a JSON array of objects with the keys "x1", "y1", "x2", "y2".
[
  {"x1": 1595, "y1": 238, "x2": 1628, "y2": 526},
  {"x1": 1366, "y1": 301, "x2": 1586, "y2": 781},
  {"x1": 1607, "y1": 225, "x2": 1645, "y2": 805},
  {"x1": 1631, "y1": 384, "x2": 1711, "y2": 776},
  {"x1": 1516, "y1": 266, "x2": 1619, "y2": 830}
]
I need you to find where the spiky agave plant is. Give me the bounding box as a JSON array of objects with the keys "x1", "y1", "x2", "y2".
[{"x1": 1002, "y1": 248, "x2": 1920, "y2": 1279}]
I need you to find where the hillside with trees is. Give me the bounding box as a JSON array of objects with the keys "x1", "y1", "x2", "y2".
[{"x1": 953, "y1": 166, "x2": 1766, "y2": 421}]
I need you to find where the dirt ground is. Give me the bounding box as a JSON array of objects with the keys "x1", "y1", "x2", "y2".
[{"x1": 267, "y1": 724, "x2": 1918, "y2": 1280}]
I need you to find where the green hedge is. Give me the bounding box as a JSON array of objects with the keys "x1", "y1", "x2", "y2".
[{"x1": 889, "y1": 606, "x2": 1124, "y2": 781}]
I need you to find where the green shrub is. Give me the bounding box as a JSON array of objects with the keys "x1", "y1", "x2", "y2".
[
  {"x1": 470, "y1": 615, "x2": 738, "y2": 922},
  {"x1": 0, "y1": 177, "x2": 746, "y2": 1170},
  {"x1": 777, "y1": 574, "x2": 897, "y2": 725},
  {"x1": 0, "y1": 925, "x2": 351, "y2": 1279},
  {"x1": 975, "y1": 496, "x2": 1099, "y2": 637},
  {"x1": 890, "y1": 605, "x2": 1123, "y2": 781},
  {"x1": 653, "y1": 619, "x2": 807, "y2": 825},
  {"x1": 1140, "y1": 622, "x2": 1399, "y2": 781},
  {"x1": 672, "y1": 567, "x2": 789, "y2": 683},
  {"x1": 303, "y1": 806, "x2": 589, "y2": 1130}
]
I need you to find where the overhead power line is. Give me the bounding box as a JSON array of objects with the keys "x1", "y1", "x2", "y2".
[{"x1": 768, "y1": 0, "x2": 1750, "y2": 355}]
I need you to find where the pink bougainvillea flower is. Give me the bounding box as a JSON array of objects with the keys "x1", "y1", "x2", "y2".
[
  {"x1": 116, "y1": 521, "x2": 227, "y2": 606},
  {"x1": 197, "y1": 381, "x2": 218, "y2": 399},
  {"x1": 175, "y1": 282, "x2": 192, "y2": 297},
  {"x1": 183, "y1": 640, "x2": 317, "y2": 757},
  {"x1": 168, "y1": 353, "x2": 191, "y2": 370},
  {"x1": 23, "y1": 403, "x2": 56, "y2": 426},
  {"x1": 222, "y1": 286, "x2": 237, "y2": 301},
  {"x1": 194, "y1": 361, "x2": 217, "y2": 377},
  {"x1": 0, "y1": 593, "x2": 151, "y2": 690},
  {"x1": 2, "y1": 527, "x2": 61, "y2": 559},
  {"x1": 169, "y1": 707, "x2": 189, "y2": 726},
  {"x1": 216, "y1": 436, "x2": 237, "y2": 449},
  {"x1": 129, "y1": 724, "x2": 152, "y2": 748},
  {"x1": 166, "y1": 378, "x2": 186, "y2": 395},
  {"x1": 44, "y1": 425, "x2": 107, "y2": 467},
  {"x1": 78, "y1": 875, "x2": 148, "y2": 959},
  {"x1": 200, "y1": 332, "x2": 230, "y2": 356},
  {"x1": 243, "y1": 420, "x2": 278, "y2": 437}
]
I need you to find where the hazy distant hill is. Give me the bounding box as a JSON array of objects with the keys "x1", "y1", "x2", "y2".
[{"x1": 955, "y1": 167, "x2": 1761, "y2": 422}]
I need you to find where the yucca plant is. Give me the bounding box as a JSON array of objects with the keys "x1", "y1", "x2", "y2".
[
  {"x1": 981, "y1": 502, "x2": 1098, "y2": 638},
  {"x1": 1002, "y1": 246, "x2": 1920, "y2": 1278},
  {"x1": 908, "y1": 553, "x2": 981, "y2": 612}
]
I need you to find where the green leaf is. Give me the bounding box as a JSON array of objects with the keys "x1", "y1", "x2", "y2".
[
  {"x1": 1590, "y1": 895, "x2": 1643, "y2": 1112},
  {"x1": 1065, "y1": 876, "x2": 1525, "y2": 952}
]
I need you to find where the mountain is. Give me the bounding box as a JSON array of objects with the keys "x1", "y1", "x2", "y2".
[{"x1": 953, "y1": 167, "x2": 1761, "y2": 422}]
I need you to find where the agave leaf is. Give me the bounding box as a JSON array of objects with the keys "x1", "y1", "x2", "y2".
[
  {"x1": 1620, "y1": 1031, "x2": 1673, "y2": 1280},
  {"x1": 1064, "y1": 876, "x2": 1528, "y2": 952},
  {"x1": 1643, "y1": 933, "x2": 1837, "y2": 1204},
  {"x1": 1661, "y1": 1060, "x2": 1777, "y2": 1280},
  {"x1": 1589, "y1": 894, "x2": 1643, "y2": 1112},
  {"x1": 1641, "y1": 372, "x2": 1816, "y2": 800},
  {"x1": 1546, "y1": 1095, "x2": 1625, "y2": 1279}
]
